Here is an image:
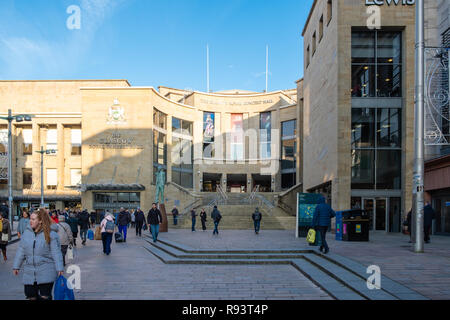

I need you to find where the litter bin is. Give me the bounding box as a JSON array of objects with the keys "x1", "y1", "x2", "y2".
[{"x1": 339, "y1": 210, "x2": 370, "y2": 242}]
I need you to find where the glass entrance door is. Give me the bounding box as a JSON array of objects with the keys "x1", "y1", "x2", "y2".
[
  {"x1": 363, "y1": 198, "x2": 387, "y2": 231},
  {"x1": 375, "y1": 198, "x2": 387, "y2": 231},
  {"x1": 363, "y1": 199, "x2": 375, "y2": 230}
]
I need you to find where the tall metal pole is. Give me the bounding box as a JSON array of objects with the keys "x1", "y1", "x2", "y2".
[
  {"x1": 7, "y1": 109, "x2": 13, "y2": 231},
  {"x1": 414, "y1": 0, "x2": 425, "y2": 253},
  {"x1": 207, "y1": 44, "x2": 210, "y2": 93},
  {"x1": 266, "y1": 45, "x2": 269, "y2": 93},
  {"x1": 40, "y1": 146, "x2": 44, "y2": 208}
]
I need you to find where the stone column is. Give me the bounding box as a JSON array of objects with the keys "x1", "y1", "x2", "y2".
[{"x1": 57, "y1": 123, "x2": 65, "y2": 191}]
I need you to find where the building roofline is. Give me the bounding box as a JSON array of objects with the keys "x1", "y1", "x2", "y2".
[
  {"x1": 302, "y1": 0, "x2": 318, "y2": 36},
  {"x1": 0, "y1": 79, "x2": 132, "y2": 86}
]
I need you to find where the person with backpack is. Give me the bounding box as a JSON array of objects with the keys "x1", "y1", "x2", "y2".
[
  {"x1": 67, "y1": 213, "x2": 79, "y2": 247},
  {"x1": 13, "y1": 208, "x2": 64, "y2": 300},
  {"x1": 191, "y1": 209, "x2": 197, "y2": 232},
  {"x1": 147, "y1": 203, "x2": 162, "y2": 243},
  {"x1": 78, "y1": 210, "x2": 91, "y2": 246},
  {"x1": 134, "y1": 208, "x2": 146, "y2": 237},
  {"x1": 56, "y1": 216, "x2": 73, "y2": 267},
  {"x1": 252, "y1": 208, "x2": 262, "y2": 235},
  {"x1": 312, "y1": 195, "x2": 336, "y2": 255},
  {"x1": 211, "y1": 206, "x2": 222, "y2": 236},
  {"x1": 200, "y1": 209, "x2": 207, "y2": 231},
  {"x1": 117, "y1": 208, "x2": 131, "y2": 243},
  {"x1": 100, "y1": 214, "x2": 115, "y2": 255}
]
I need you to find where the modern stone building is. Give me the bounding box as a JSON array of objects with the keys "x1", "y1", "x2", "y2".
[
  {"x1": 0, "y1": 80, "x2": 299, "y2": 218},
  {"x1": 300, "y1": 0, "x2": 416, "y2": 232}
]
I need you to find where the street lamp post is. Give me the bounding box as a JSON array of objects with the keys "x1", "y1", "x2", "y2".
[
  {"x1": 35, "y1": 147, "x2": 57, "y2": 208},
  {"x1": 413, "y1": 0, "x2": 425, "y2": 253},
  {"x1": 0, "y1": 109, "x2": 33, "y2": 231}
]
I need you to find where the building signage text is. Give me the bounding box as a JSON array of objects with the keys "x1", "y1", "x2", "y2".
[
  {"x1": 200, "y1": 99, "x2": 274, "y2": 106},
  {"x1": 365, "y1": 0, "x2": 415, "y2": 5},
  {"x1": 89, "y1": 133, "x2": 144, "y2": 150}
]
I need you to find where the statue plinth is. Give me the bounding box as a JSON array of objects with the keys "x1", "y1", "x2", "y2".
[{"x1": 158, "y1": 203, "x2": 168, "y2": 233}]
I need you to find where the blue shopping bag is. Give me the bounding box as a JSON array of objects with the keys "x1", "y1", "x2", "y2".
[
  {"x1": 87, "y1": 229, "x2": 94, "y2": 240},
  {"x1": 54, "y1": 275, "x2": 75, "y2": 300}
]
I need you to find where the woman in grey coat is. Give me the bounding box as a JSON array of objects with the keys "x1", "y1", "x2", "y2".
[{"x1": 13, "y1": 208, "x2": 64, "y2": 300}]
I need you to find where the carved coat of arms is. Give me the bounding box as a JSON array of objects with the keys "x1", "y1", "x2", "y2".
[{"x1": 107, "y1": 99, "x2": 126, "y2": 125}]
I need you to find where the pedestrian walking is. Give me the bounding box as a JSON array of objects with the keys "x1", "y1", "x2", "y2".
[
  {"x1": 252, "y1": 207, "x2": 262, "y2": 234},
  {"x1": 147, "y1": 203, "x2": 162, "y2": 243},
  {"x1": 67, "y1": 213, "x2": 79, "y2": 247},
  {"x1": 130, "y1": 210, "x2": 136, "y2": 228},
  {"x1": 403, "y1": 209, "x2": 413, "y2": 243},
  {"x1": 56, "y1": 216, "x2": 73, "y2": 267},
  {"x1": 12, "y1": 208, "x2": 64, "y2": 300},
  {"x1": 17, "y1": 209, "x2": 30, "y2": 239},
  {"x1": 78, "y1": 210, "x2": 91, "y2": 246},
  {"x1": 117, "y1": 208, "x2": 131, "y2": 243},
  {"x1": 51, "y1": 211, "x2": 59, "y2": 224},
  {"x1": 134, "y1": 208, "x2": 146, "y2": 237},
  {"x1": 100, "y1": 214, "x2": 115, "y2": 255},
  {"x1": 172, "y1": 207, "x2": 179, "y2": 226},
  {"x1": 0, "y1": 214, "x2": 12, "y2": 261},
  {"x1": 200, "y1": 209, "x2": 207, "y2": 231},
  {"x1": 211, "y1": 206, "x2": 222, "y2": 235},
  {"x1": 90, "y1": 211, "x2": 97, "y2": 226},
  {"x1": 424, "y1": 202, "x2": 436, "y2": 244},
  {"x1": 312, "y1": 195, "x2": 336, "y2": 255},
  {"x1": 191, "y1": 209, "x2": 197, "y2": 232}
]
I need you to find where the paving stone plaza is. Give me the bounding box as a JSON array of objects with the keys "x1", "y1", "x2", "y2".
[{"x1": 1, "y1": 227, "x2": 449, "y2": 300}]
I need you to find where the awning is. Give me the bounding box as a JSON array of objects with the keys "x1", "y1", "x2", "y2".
[
  {"x1": 83, "y1": 184, "x2": 146, "y2": 191},
  {"x1": 0, "y1": 195, "x2": 81, "y2": 202}
]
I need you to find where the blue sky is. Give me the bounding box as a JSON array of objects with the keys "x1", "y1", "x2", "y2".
[{"x1": 0, "y1": 0, "x2": 313, "y2": 92}]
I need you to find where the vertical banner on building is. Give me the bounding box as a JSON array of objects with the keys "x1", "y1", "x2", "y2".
[
  {"x1": 0, "y1": 129, "x2": 8, "y2": 180},
  {"x1": 231, "y1": 114, "x2": 244, "y2": 160},
  {"x1": 260, "y1": 112, "x2": 272, "y2": 159},
  {"x1": 203, "y1": 112, "x2": 215, "y2": 143}
]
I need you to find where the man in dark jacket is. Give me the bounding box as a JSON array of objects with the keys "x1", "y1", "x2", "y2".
[
  {"x1": 135, "y1": 208, "x2": 146, "y2": 237},
  {"x1": 191, "y1": 209, "x2": 197, "y2": 232},
  {"x1": 312, "y1": 196, "x2": 336, "y2": 254},
  {"x1": 117, "y1": 208, "x2": 131, "y2": 243},
  {"x1": 424, "y1": 202, "x2": 436, "y2": 243},
  {"x1": 67, "y1": 213, "x2": 79, "y2": 247},
  {"x1": 172, "y1": 207, "x2": 179, "y2": 226},
  {"x1": 211, "y1": 206, "x2": 222, "y2": 236},
  {"x1": 78, "y1": 210, "x2": 91, "y2": 246},
  {"x1": 252, "y1": 208, "x2": 262, "y2": 235},
  {"x1": 147, "y1": 203, "x2": 162, "y2": 243}
]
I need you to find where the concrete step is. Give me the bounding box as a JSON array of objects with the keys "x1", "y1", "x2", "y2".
[
  {"x1": 141, "y1": 238, "x2": 365, "y2": 300},
  {"x1": 142, "y1": 235, "x2": 425, "y2": 301}
]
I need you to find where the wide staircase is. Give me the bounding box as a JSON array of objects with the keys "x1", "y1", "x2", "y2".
[{"x1": 171, "y1": 186, "x2": 296, "y2": 230}]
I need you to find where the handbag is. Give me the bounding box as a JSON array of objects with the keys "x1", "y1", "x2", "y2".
[
  {"x1": 54, "y1": 275, "x2": 75, "y2": 300},
  {"x1": 143, "y1": 223, "x2": 148, "y2": 231},
  {"x1": 67, "y1": 246, "x2": 74, "y2": 261},
  {"x1": 1, "y1": 233, "x2": 8, "y2": 242},
  {"x1": 306, "y1": 229, "x2": 316, "y2": 244},
  {"x1": 94, "y1": 226, "x2": 102, "y2": 240}
]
